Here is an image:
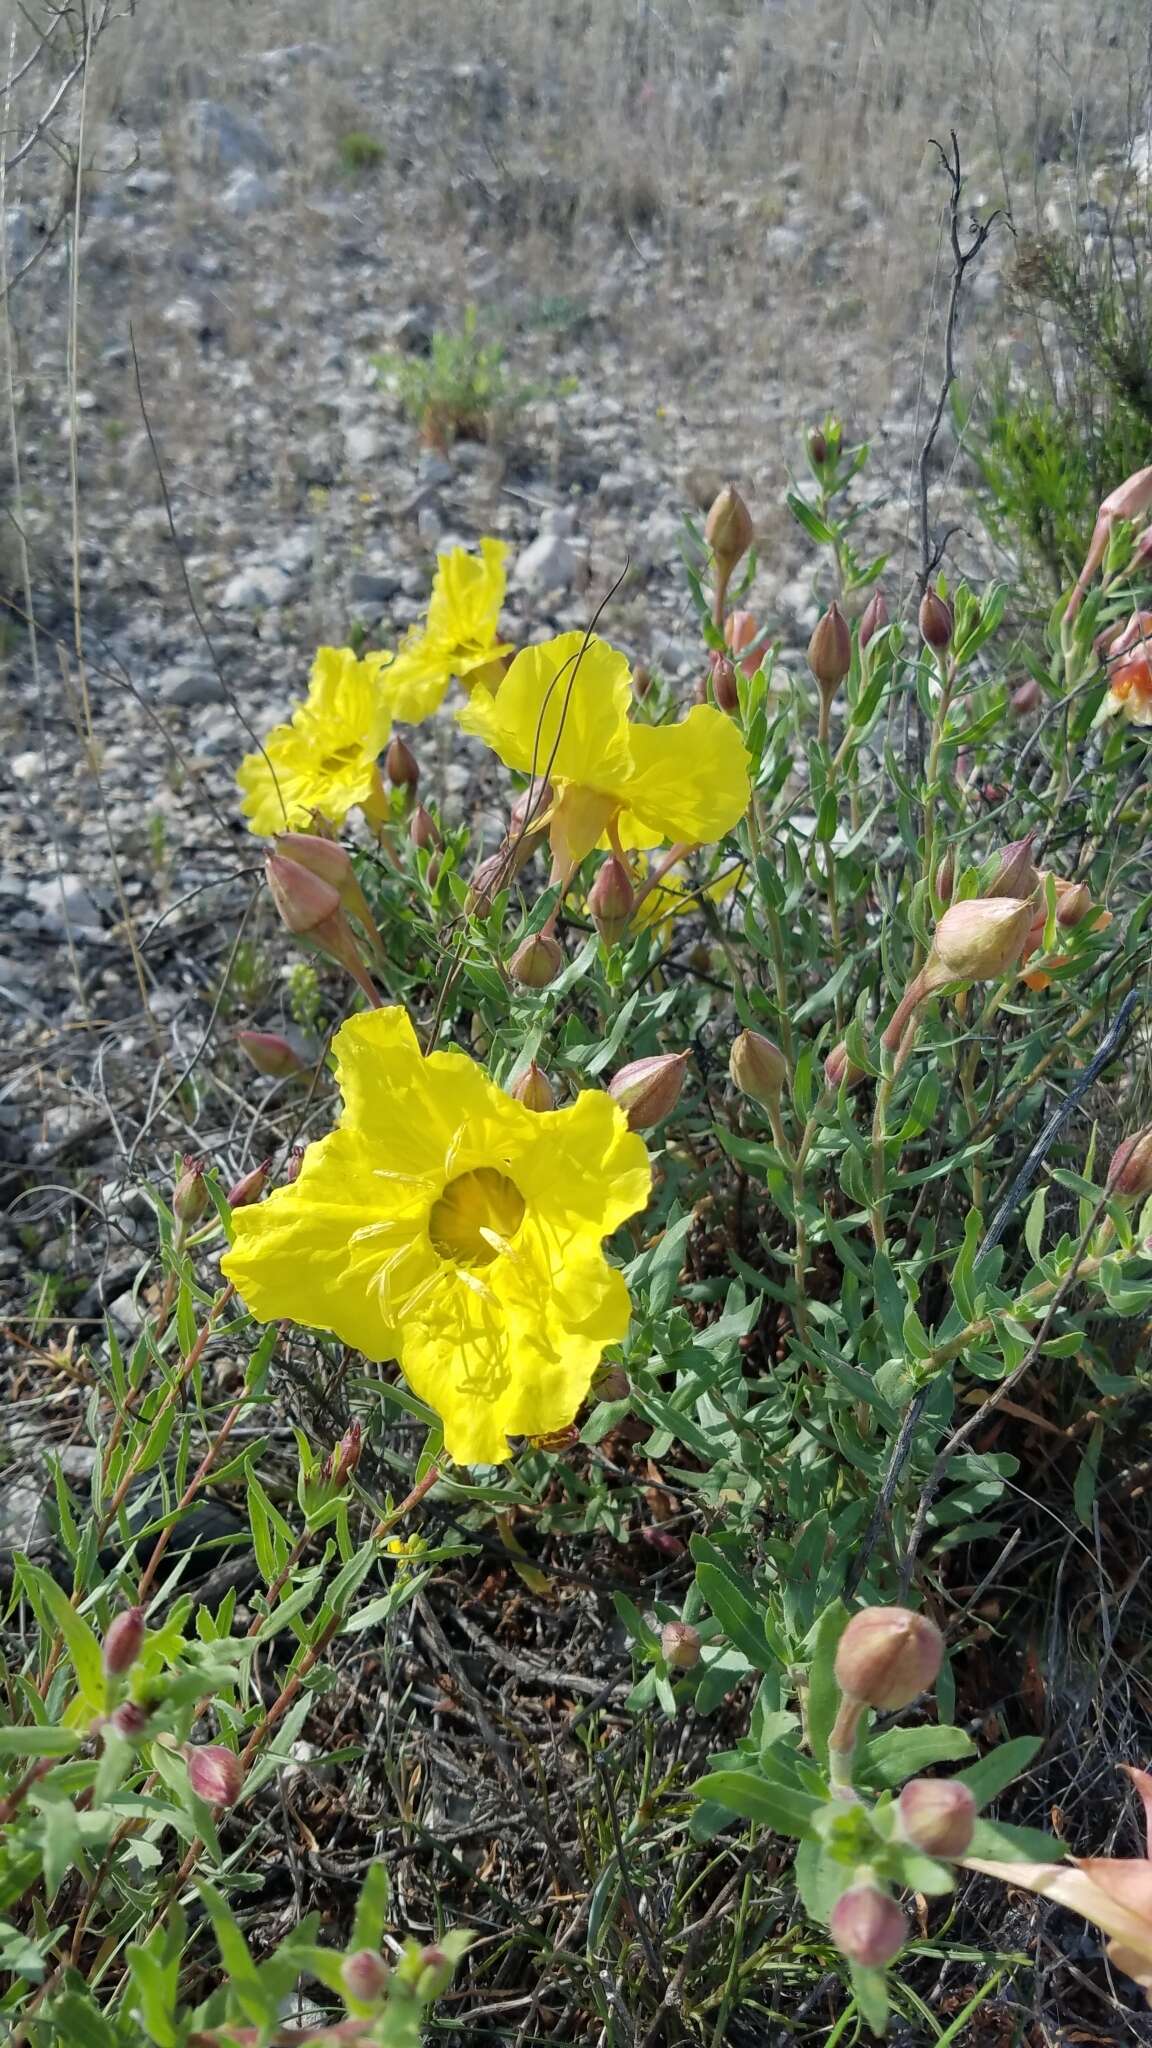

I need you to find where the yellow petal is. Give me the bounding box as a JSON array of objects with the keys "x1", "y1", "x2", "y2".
[
  {"x1": 548, "y1": 783, "x2": 620, "y2": 871},
  {"x1": 459, "y1": 631, "x2": 633, "y2": 786},
  {"x1": 383, "y1": 632, "x2": 456, "y2": 722},
  {"x1": 297, "y1": 646, "x2": 393, "y2": 756},
  {"x1": 621, "y1": 705, "x2": 751, "y2": 848},
  {"x1": 428, "y1": 535, "x2": 508, "y2": 647},
  {"x1": 237, "y1": 723, "x2": 381, "y2": 835}
]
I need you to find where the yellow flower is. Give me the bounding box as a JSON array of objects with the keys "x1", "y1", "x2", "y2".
[
  {"x1": 237, "y1": 647, "x2": 393, "y2": 835},
  {"x1": 629, "y1": 856, "x2": 744, "y2": 933},
  {"x1": 220, "y1": 1008, "x2": 650, "y2": 1467},
  {"x1": 385, "y1": 537, "x2": 513, "y2": 722},
  {"x1": 459, "y1": 631, "x2": 751, "y2": 872}
]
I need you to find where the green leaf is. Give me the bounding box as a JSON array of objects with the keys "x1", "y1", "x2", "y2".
[
  {"x1": 793, "y1": 1836, "x2": 849, "y2": 1922},
  {"x1": 0, "y1": 1727, "x2": 82, "y2": 1757},
  {"x1": 15, "y1": 1560, "x2": 105, "y2": 1716},
  {"x1": 694, "y1": 1560, "x2": 770, "y2": 1670},
  {"x1": 44, "y1": 1992, "x2": 117, "y2": 2048},
  {"x1": 803, "y1": 1599, "x2": 849, "y2": 1766},
  {"x1": 966, "y1": 1816, "x2": 1064, "y2": 1862},
  {"x1": 955, "y1": 1736, "x2": 1043, "y2": 1811},
  {"x1": 851, "y1": 1964, "x2": 890, "y2": 2035},
  {"x1": 351, "y1": 1863, "x2": 390, "y2": 1954},
  {"x1": 859, "y1": 1724, "x2": 975, "y2": 1789},
  {"x1": 692, "y1": 1768, "x2": 821, "y2": 1838},
  {"x1": 1074, "y1": 1420, "x2": 1104, "y2": 1529},
  {"x1": 786, "y1": 491, "x2": 836, "y2": 545}
]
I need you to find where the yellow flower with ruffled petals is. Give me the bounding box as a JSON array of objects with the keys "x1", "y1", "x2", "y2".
[
  {"x1": 237, "y1": 646, "x2": 393, "y2": 836},
  {"x1": 220, "y1": 1008, "x2": 650, "y2": 1467},
  {"x1": 459, "y1": 631, "x2": 751, "y2": 872},
  {"x1": 385, "y1": 537, "x2": 513, "y2": 722}
]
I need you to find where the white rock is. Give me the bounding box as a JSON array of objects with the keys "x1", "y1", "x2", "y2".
[
  {"x1": 219, "y1": 563, "x2": 296, "y2": 610},
  {"x1": 156, "y1": 663, "x2": 225, "y2": 707},
  {"x1": 218, "y1": 169, "x2": 277, "y2": 217},
  {"x1": 126, "y1": 167, "x2": 173, "y2": 199},
  {"x1": 343, "y1": 422, "x2": 383, "y2": 467},
  {"x1": 0, "y1": 1482, "x2": 50, "y2": 1556},
  {"x1": 514, "y1": 530, "x2": 579, "y2": 595},
  {"x1": 28, "y1": 873, "x2": 105, "y2": 928},
  {"x1": 11, "y1": 750, "x2": 44, "y2": 783}
]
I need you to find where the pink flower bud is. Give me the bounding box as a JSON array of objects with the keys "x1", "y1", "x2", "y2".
[
  {"x1": 726, "y1": 609, "x2": 762, "y2": 675},
  {"x1": 332, "y1": 1421, "x2": 363, "y2": 1482},
  {"x1": 409, "y1": 804, "x2": 439, "y2": 851},
  {"x1": 185, "y1": 1743, "x2": 245, "y2": 1809},
  {"x1": 102, "y1": 1606, "x2": 145, "y2": 1676},
  {"x1": 226, "y1": 1159, "x2": 270, "y2": 1209},
  {"x1": 265, "y1": 851, "x2": 342, "y2": 936},
  {"x1": 282, "y1": 1145, "x2": 305, "y2": 1185},
  {"x1": 173, "y1": 1155, "x2": 209, "y2": 1227},
  {"x1": 807, "y1": 602, "x2": 852, "y2": 690},
  {"x1": 711, "y1": 655, "x2": 739, "y2": 713},
  {"x1": 509, "y1": 933, "x2": 565, "y2": 988},
  {"x1": 859, "y1": 588, "x2": 889, "y2": 650},
  {"x1": 341, "y1": 1949, "x2": 390, "y2": 2005},
  {"x1": 661, "y1": 1620, "x2": 701, "y2": 1670},
  {"x1": 919, "y1": 587, "x2": 953, "y2": 651},
  {"x1": 896, "y1": 1778, "x2": 976, "y2": 1858},
  {"x1": 1107, "y1": 1127, "x2": 1152, "y2": 1201},
  {"x1": 509, "y1": 1061, "x2": 555, "y2": 1113},
  {"x1": 935, "y1": 851, "x2": 955, "y2": 905},
  {"x1": 237, "y1": 1029, "x2": 306, "y2": 1079},
  {"x1": 986, "y1": 831, "x2": 1041, "y2": 901},
  {"x1": 386, "y1": 735, "x2": 419, "y2": 790},
  {"x1": 829, "y1": 1884, "x2": 908, "y2": 1967},
  {"x1": 834, "y1": 1605, "x2": 944, "y2": 1710},
  {"x1": 608, "y1": 1051, "x2": 688, "y2": 1130},
  {"x1": 730, "y1": 1029, "x2": 788, "y2": 1108},
  {"x1": 589, "y1": 856, "x2": 635, "y2": 946},
  {"x1": 931, "y1": 899, "x2": 1034, "y2": 983},
  {"x1": 1012, "y1": 677, "x2": 1042, "y2": 715},
  {"x1": 704, "y1": 484, "x2": 754, "y2": 575},
  {"x1": 824, "y1": 1041, "x2": 865, "y2": 1092},
  {"x1": 509, "y1": 780, "x2": 553, "y2": 842},
  {"x1": 415, "y1": 1944, "x2": 455, "y2": 1999},
  {"x1": 109, "y1": 1700, "x2": 151, "y2": 1742},
  {"x1": 808, "y1": 426, "x2": 829, "y2": 466},
  {"x1": 467, "y1": 850, "x2": 510, "y2": 916}
]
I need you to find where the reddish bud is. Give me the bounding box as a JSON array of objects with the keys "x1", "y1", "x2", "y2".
[
  {"x1": 661, "y1": 1620, "x2": 701, "y2": 1670},
  {"x1": 509, "y1": 1061, "x2": 555, "y2": 1113},
  {"x1": 807, "y1": 602, "x2": 852, "y2": 690},
  {"x1": 332, "y1": 1421, "x2": 363, "y2": 1483},
  {"x1": 1107, "y1": 1127, "x2": 1152, "y2": 1201},
  {"x1": 859, "y1": 588, "x2": 889, "y2": 650},
  {"x1": 589, "y1": 855, "x2": 635, "y2": 946},
  {"x1": 835, "y1": 1605, "x2": 944, "y2": 1710},
  {"x1": 824, "y1": 1041, "x2": 865, "y2": 1092},
  {"x1": 919, "y1": 587, "x2": 953, "y2": 651},
  {"x1": 509, "y1": 932, "x2": 565, "y2": 988},
  {"x1": 829, "y1": 1884, "x2": 908, "y2": 1967},
  {"x1": 808, "y1": 426, "x2": 829, "y2": 466},
  {"x1": 711, "y1": 655, "x2": 740, "y2": 712},
  {"x1": 705, "y1": 483, "x2": 754, "y2": 574},
  {"x1": 102, "y1": 1606, "x2": 145, "y2": 1676},
  {"x1": 282, "y1": 1145, "x2": 305, "y2": 1185},
  {"x1": 935, "y1": 851, "x2": 955, "y2": 905},
  {"x1": 415, "y1": 1945, "x2": 455, "y2": 1999},
  {"x1": 409, "y1": 804, "x2": 439, "y2": 851},
  {"x1": 173, "y1": 1155, "x2": 209, "y2": 1227},
  {"x1": 1012, "y1": 676, "x2": 1042, "y2": 715},
  {"x1": 1054, "y1": 879, "x2": 1092, "y2": 929},
  {"x1": 386, "y1": 735, "x2": 419, "y2": 791},
  {"x1": 265, "y1": 851, "x2": 342, "y2": 935},
  {"x1": 467, "y1": 850, "x2": 510, "y2": 916},
  {"x1": 986, "y1": 831, "x2": 1041, "y2": 901},
  {"x1": 226, "y1": 1159, "x2": 271, "y2": 1209},
  {"x1": 632, "y1": 663, "x2": 653, "y2": 701},
  {"x1": 186, "y1": 1743, "x2": 245, "y2": 1809},
  {"x1": 730, "y1": 1028, "x2": 789, "y2": 1108},
  {"x1": 342, "y1": 1950, "x2": 390, "y2": 2005},
  {"x1": 896, "y1": 1778, "x2": 976, "y2": 1858},
  {"x1": 237, "y1": 1029, "x2": 306, "y2": 1079},
  {"x1": 109, "y1": 1700, "x2": 150, "y2": 1742},
  {"x1": 608, "y1": 1051, "x2": 688, "y2": 1130},
  {"x1": 726, "y1": 609, "x2": 762, "y2": 676}
]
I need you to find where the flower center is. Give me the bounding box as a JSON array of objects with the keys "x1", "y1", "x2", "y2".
[
  {"x1": 427, "y1": 1168, "x2": 526, "y2": 1267},
  {"x1": 319, "y1": 743, "x2": 362, "y2": 772}
]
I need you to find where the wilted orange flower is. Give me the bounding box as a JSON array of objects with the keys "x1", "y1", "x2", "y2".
[
  {"x1": 1098, "y1": 610, "x2": 1152, "y2": 725},
  {"x1": 1019, "y1": 875, "x2": 1112, "y2": 991}
]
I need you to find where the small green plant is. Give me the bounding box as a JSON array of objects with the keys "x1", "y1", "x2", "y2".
[
  {"x1": 374, "y1": 308, "x2": 521, "y2": 450},
  {"x1": 287, "y1": 958, "x2": 323, "y2": 1034},
  {"x1": 337, "y1": 129, "x2": 386, "y2": 175}
]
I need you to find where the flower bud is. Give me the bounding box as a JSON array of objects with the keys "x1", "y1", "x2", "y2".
[
  {"x1": 331, "y1": 1421, "x2": 362, "y2": 1483},
  {"x1": 509, "y1": 1061, "x2": 555, "y2": 1113},
  {"x1": 704, "y1": 483, "x2": 754, "y2": 575},
  {"x1": 919, "y1": 587, "x2": 953, "y2": 651},
  {"x1": 632, "y1": 663, "x2": 652, "y2": 701},
  {"x1": 185, "y1": 1743, "x2": 245, "y2": 1809},
  {"x1": 173, "y1": 1155, "x2": 209, "y2": 1227},
  {"x1": 931, "y1": 898, "x2": 1034, "y2": 983},
  {"x1": 935, "y1": 851, "x2": 955, "y2": 905},
  {"x1": 711, "y1": 655, "x2": 739, "y2": 712},
  {"x1": 226, "y1": 1159, "x2": 270, "y2": 1209},
  {"x1": 829, "y1": 1884, "x2": 908, "y2": 1968},
  {"x1": 272, "y1": 831, "x2": 353, "y2": 899},
  {"x1": 896, "y1": 1778, "x2": 976, "y2": 1858},
  {"x1": 824, "y1": 1041, "x2": 865, "y2": 1092},
  {"x1": 608, "y1": 1050, "x2": 688, "y2": 1130},
  {"x1": 415, "y1": 1944, "x2": 455, "y2": 2000},
  {"x1": 859, "y1": 588, "x2": 889, "y2": 650},
  {"x1": 237, "y1": 1029, "x2": 306, "y2": 1079},
  {"x1": 386, "y1": 735, "x2": 419, "y2": 791},
  {"x1": 1012, "y1": 676, "x2": 1042, "y2": 715},
  {"x1": 834, "y1": 1605, "x2": 944, "y2": 1710},
  {"x1": 109, "y1": 1700, "x2": 150, "y2": 1742},
  {"x1": 341, "y1": 1949, "x2": 390, "y2": 2006},
  {"x1": 589, "y1": 855, "x2": 635, "y2": 947},
  {"x1": 409, "y1": 804, "x2": 439, "y2": 851},
  {"x1": 282, "y1": 1145, "x2": 305, "y2": 1185},
  {"x1": 985, "y1": 832, "x2": 1041, "y2": 902},
  {"x1": 509, "y1": 779, "x2": 553, "y2": 842},
  {"x1": 730, "y1": 1029, "x2": 788, "y2": 1108},
  {"x1": 1107, "y1": 1127, "x2": 1152, "y2": 1201},
  {"x1": 1054, "y1": 879, "x2": 1092, "y2": 928},
  {"x1": 265, "y1": 851, "x2": 342, "y2": 936},
  {"x1": 102, "y1": 1606, "x2": 145, "y2": 1677},
  {"x1": 807, "y1": 602, "x2": 852, "y2": 690},
  {"x1": 509, "y1": 932, "x2": 564, "y2": 989},
  {"x1": 467, "y1": 850, "x2": 509, "y2": 916},
  {"x1": 727, "y1": 609, "x2": 762, "y2": 676},
  {"x1": 808, "y1": 426, "x2": 829, "y2": 466},
  {"x1": 661, "y1": 1620, "x2": 701, "y2": 1670},
  {"x1": 592, "y1": 1362, "x2": 630, "y2": 1402}
]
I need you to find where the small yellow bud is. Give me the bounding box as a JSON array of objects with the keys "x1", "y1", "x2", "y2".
[
  {"x1": 730, "y1": 1029, "x2": 789, "y2": 1108},
  {"x1": 834, "y1": 1605, "x2": 944, "y2": 1710},
  {"x1": 509, "y1": 1060, "x2": 555, "y2": 1113},
  {"x1": 704, "y1": 483, "x2": 754, "y2": 575},
  {"x1": 509, "y1": 933, "x2": 565, "y2": 988}
]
